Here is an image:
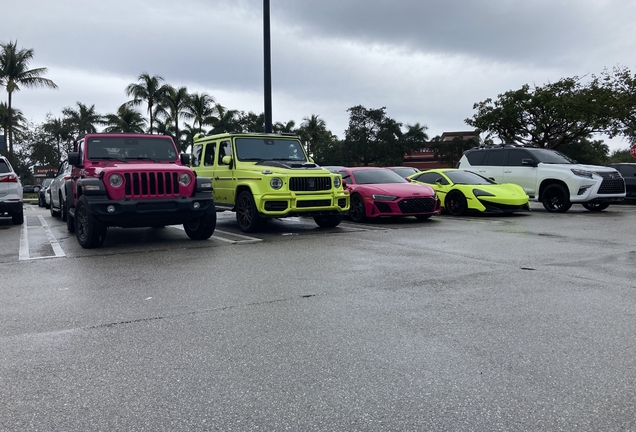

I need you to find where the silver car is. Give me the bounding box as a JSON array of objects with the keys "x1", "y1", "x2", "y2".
[
  {"x1": 49, "y1": 160, "x2": 72, "y2": 221},
  {"x1": 0, "y1": 155, "x2": 24, "y2": 225}
]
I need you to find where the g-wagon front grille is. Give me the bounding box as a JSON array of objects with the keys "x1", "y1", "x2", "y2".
[
  {"x1": 124, "y1": 172, "x2": 180, "y2": 197},
  {"x1": 398, "y1": 197, "x2": 437, "y2": 213},
  {"x1": 289, "y1": 177, "x2": 331, "y2": 191}
]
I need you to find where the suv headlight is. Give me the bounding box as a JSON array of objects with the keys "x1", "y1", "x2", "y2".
[
  {"x1": 108, "y1": 174, "x2": 124, "y2": 188},
  {"x1": 179, "y1": 173, "x2": 192, "y2": 186},
  {"x1": 571, "y1": 169, "x2": 593, "y2": 179},
  {"x1": 333, "y1": 176, "x2": 341, "y2": 188},
  {"x1": 372, "y1": 194, "x2": 398, "y2": 201},
  {"x1": 270, "y1": 177, "x2": 283, "y2": 190}
]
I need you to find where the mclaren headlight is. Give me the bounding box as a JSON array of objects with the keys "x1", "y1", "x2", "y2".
[
  {"x1": 108, "y1": 174, "x2": 124, "y2": 188},
  {"x1": 372, "y1": 194, "x2": 398, "y2": 201},
  {"x1": 473, "y1": 189, "x2": 495, "y2": 197},
  {"x1": 270, "y1": 177, "x2": 283, "y2": 190}
]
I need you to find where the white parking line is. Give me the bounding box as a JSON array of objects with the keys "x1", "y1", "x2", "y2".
[
  {"x1": 18, "y1": 214, "x2": 29, "y2": 260},
  {"x1": 170, "y1": 226, "x2": 262, "y2": 244},
  {"x1": 38, "y1": 215, "x2": 66, "y2": 258},
  {"x1": 18, "y1": 213, "x2": 66, "y2": 261}
]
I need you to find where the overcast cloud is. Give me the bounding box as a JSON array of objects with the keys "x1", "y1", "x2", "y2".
[{"x1": 3, "y1": 0, "x2": 636, "y2": 150}]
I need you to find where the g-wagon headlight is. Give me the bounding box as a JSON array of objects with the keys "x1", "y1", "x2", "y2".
[
  {"x1": 270, "y1": 177, "x2": 283, "y2": 189},
  {"x1": 333, "y1": 176, "x2": 341, "y2": 188},
  {"x1": 108, "y1": 174, "x2": 124, "y2": 188},
  {"x1": 179, "y1": 173, "x2": 192, "y2": 186}
]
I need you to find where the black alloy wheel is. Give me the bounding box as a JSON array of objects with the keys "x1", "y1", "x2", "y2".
[
  {"x1": 184, "y1": 208, "x2": 217, "y2": 240},
  {"x1": 236, "y1": 191, "x2": 262, "y2": 233},
  {"x1": 542, "y1": 184, "x2": 572, "y2": 213},
  {"x1": 74, "y1": 196, "x2": 106, "y2": 248},
  {"x1": 582, "y1": 202, "x2": 610, "y2": 212},
  {"x1": 349, "y1": 194, "x2": 366, "y2": 222},
  {"x1": 445, "y1": 191, "x2": 467, "y2": 216}
]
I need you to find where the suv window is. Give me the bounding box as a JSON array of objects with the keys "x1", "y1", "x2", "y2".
[
  {"x1": 218, "y1": 141, "x2": 232, "y2": 165},
  {"x1": 203, "y1": 143, "x2": 215, "y2": 166},
  {"x1": 616, "y1": 165, "x2": 636, "y2": 176},
  {"x1": 466, "y1": 150, "x2": 487, "y2": 166},
  {"x1": 507, "y1": 149, "x2": 536, "y2": 166},
  {"x1": 0, "y1": 160, "x2": 10, "y2": 173},
  {"x1": 484, "y1": 149, "x2": 506, "y2": 166}
]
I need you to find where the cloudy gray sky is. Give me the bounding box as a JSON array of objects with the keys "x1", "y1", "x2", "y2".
[{"x1": 3, "y1": 0, "x2": 636, "y2": 150}]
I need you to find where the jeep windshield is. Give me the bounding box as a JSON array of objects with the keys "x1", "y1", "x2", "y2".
[
  {"x1": 235, "y1": 138, "x2": 307, "y2": 162},
  {"x1": 87, "y1": 137, "x2": 178, "y2": 161},
  {"x1": 531, "y1": 149, "x2": 574, "y2": 164}
]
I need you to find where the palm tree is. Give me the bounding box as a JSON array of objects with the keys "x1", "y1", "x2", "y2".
[
  {"x1": 184, "y1": 92, "x2": 216, "y2": 134},
  {"x1": 0, "y1": 40, "x2": 58, "y2": 156},
  {"x1": 62, "y1": 102, "x2": 103, "y2": 139},
  {"x1": 211, "y1": 103, "x2": 240, "y2": 134},
  {"x1": 43, "y1": 115, "x2": 72, "y2": 162},
  {"x1": 156, "y1": 86, "x2": 192, "y2": 152},
  {"x1": 103, "y1": 105, "x2": 147, "y2": 133},
  {"x1": 273, "y1": 120, "x2": 297, "y2": 134},
  {"x1": 125, "y1": 73, "x2": 169, "y2": 134},
  {"x1": 299, "y1": 114, "x2": 328, "y2": 156}
]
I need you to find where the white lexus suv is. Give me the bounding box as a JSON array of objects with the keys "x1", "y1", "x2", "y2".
[
  {"x1": 0, "y1": 155, "x2": 24, "y2": 224},
  {"x1": 457, "y1": 144, "x2": 625, "y2": 212}
]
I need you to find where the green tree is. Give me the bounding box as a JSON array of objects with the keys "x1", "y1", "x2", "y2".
[
  {"x1": 125, "y1": 73, "x2": 169, "y2": 134},
  {"x1": 602, "y1": 66, "x2": 636, "y2": 144},
  {"x1": 557, "y1": 136, "x2": 609, "y2": 165},
  {"x1": 0, "y1": 102, "x2": 25, "y2": 151},
  {"x1": 184, "y1": 92, "x2": 216, "y2": 134},
  {"x1": 608, "y1": 148, "x2": 636, "y2": 163},
  {"x1": 273, "y1": 120, "x2": 297, "y2": 134},
  {"x1": 43, "y1": 114, "x2": 72, "y2": 163},
  {"x1": 429, "y1": 136, "x2": 479, "y2": 167},
  {"x1": 103, "y1": 105, "x2": 147, "y2": 133},
  {"x1": 0, "y1": 40, "x2": 58, "y2": 156},
  {"x1": 466, "y1": 76, "x2": 613, "y2": 149},
  {"x1": 211, "y1": 103, "x2": 240, "y2": 134},
  {"x1": 62, "y1": 102, "x2": 103, "y2": 139},
  {"x1": 157, "y1": 86, "x2": 192, "y2": 152},
  {"x1": 298, "y1": 114, "x2": 330, "y2": 158},
  {"x1": 237, "y1": 111, "x2": 264, "y2": 132}
]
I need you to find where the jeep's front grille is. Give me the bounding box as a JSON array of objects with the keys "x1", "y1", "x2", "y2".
[
  {"x1": 124, "y1": 172, "x2": 180, "y2": 197},
  {"x1": 297, "y1": 199, "x2": 331, "y2": 208},
  {"x1": 595, "y1": 171, "x2": 625, "y2": 194},
  {"x1": 397, "y1": 197, "x2": 437, "y2": 214},
  {"x1": 289, "y1": 177, "x2": 331, "y2": 191}
]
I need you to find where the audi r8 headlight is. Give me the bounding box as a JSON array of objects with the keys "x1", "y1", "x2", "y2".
[
  {"x1": 473, "y1": 189, "x2": 495, "y2": 197},
  {"x1": 333, "y1": 176, "x2": 341, "y2": 188},
  {"x1": 270, "y1": 177, "x2": 283, "y2": 190},
  {"x1": 372, "y1": 194, "x2": 398, "y2": 201},
  {"x1": 571, "y1": 169, "x2": 593, "y2": 179},
  {"x1": 179, "y1": 173, "x2": 192, "y2": 186},
  {"x1": 108, "y1": 174, "x2": 124, "y2": 188}
]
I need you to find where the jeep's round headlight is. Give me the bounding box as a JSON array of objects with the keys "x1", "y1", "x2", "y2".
[
  {"x1": 270, "y1": 177, "x2": 283, "y2": 189},
  {"x1": 179, "y1": 173, "x2": 192, "y2": 186},
  {"x1": 108, "y1": 174, "x2": 124, "y2": 188},
  {"x1": 333, "y1": 176, "x2": 341, "y2": 188}
]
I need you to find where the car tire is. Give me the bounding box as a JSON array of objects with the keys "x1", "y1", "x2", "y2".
[
  {"x1": 349, "y1": 194, "x2": 366, "y2": 222},
  {"x1": 184, "y1": 208, "x2": 217, "y2": 240},
  {"x1": 445, "y1": 190, "x2": 467, "y2": 216},
  {"x1": 236, "y1": 190, "x2": 262, "y2": 233},
  {"x1": 415, "y1": 214, "x2": 432, "y2": 221},
  {"x1": 38, "y1": 195, "x2": 44, "y2": 207},
  {"x1": 74, "y1": 196, "x2": 107, "y2": 248},
  {"x1": 582, "y1": 202, "x2": 610, "y2": 212},
  {"x1": 12, "y1": 208, "x2": 24, "y2": 225},
  {"x1": 542, "y1": 184, "x2": 571, "y2": 213},
  {"x1": 313, "y1": 214, "x2": 344, "y2": 228}
]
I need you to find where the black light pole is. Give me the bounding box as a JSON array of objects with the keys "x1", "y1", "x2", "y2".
[{"x1": 263, "y1": 0, "x2": 273, "y2": 133}]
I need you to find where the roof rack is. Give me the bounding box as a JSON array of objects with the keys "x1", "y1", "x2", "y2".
[{"x1": 469, "y1": 142, "x2": 538, "y2": 150}]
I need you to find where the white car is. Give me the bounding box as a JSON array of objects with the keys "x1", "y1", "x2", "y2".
[
  {"x1": 457, "y1": 144, "x2": 626, "y2": 212},
  {"x1": 49, "y1": 159, "x2": 72, "y2": 221},
  {"x1": 0, "y1": 155, "x2": 24, "y2": 224}
]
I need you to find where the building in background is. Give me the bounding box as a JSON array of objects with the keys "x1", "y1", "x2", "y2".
[{"x1": 403, "y1": 131, "x2": 479, "y2": 170}]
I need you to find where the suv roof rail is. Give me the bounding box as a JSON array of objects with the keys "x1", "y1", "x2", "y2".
[{"x1": 469, "y1": 142, "x2": 538, "y2": 150}]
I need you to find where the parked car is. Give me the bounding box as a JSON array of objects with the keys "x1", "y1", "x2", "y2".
[
  {"x1": 37, "y1": 178, "x2": 54, "y2": 208},
  {"x1": 386, "y1": 166, "x2": 421, "y2": 178},
  {"x1": 320, "y1": 165, "x2": 348, "y2": 173},
  {"x1": 22, "y1": 184, "x2": 39, "y2": 194},
  {"x1": 44, "y1": 184, "x2": 52, "y2": 209},
  {"x1": 336, "y1": 167, "x2": 440, "y2": 222},
  {"x1": 457, "y1": 144, "x2": 625, "y2": 212},
  {"x1": 0, "y1": 155, "x2": 24, "y2": 224},
  {"x1": 407, "y1": 168, "x2": 529, "y2": 215},
  {"x1": 607, "y1": 163, "x2": 636, "y2": 199},
  {"x1": 49, "y1": 160, "x2": 72, "y2": 221}
]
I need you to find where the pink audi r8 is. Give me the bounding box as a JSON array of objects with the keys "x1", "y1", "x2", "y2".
[{"x1": 336, "y1": 167, "x2": 441, "y2": 222}]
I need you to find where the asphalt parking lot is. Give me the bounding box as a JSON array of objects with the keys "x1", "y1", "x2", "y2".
[{"x1": 1, "y1": 202, "x2": 635, "y2": 431}]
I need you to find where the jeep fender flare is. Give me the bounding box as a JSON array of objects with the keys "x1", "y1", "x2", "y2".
[{"x1": 76, "y1": 178, "x2": 107, "y2": 198}]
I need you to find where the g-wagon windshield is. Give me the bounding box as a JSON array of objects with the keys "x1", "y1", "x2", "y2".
[
  {"x1": 235, "y1": 138, "x2": 307, "y2": 162},
  {"x1": 87, "y1": 137, "x2": 178, "y2": 161},
  {"x1": 531, "y1": 149, "x2": 574, "y2": 164}
]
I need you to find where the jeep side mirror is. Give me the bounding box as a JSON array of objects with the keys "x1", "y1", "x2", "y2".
[
  {"x1": 180, "y1": 153, "x2": 191, "y2": 165},
  {"x1": 68, "y1": 152, "x2": 81, "y2": 167},
  {"x1": 521, "y1": 158, "x2": 537, "y2": 167}
]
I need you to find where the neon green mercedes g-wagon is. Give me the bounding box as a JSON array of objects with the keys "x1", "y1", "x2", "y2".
[{"x1": 191, "y1": 132, "x2": 349, "y2": 232}]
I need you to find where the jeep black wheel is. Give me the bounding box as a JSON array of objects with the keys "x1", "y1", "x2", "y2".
[
  {"x1": 582, "y1": 202, "x2": 610, "y2": 212},
  {"x1": 542, "y1": 184, "x2": 571, "y2": 213},
  {"x1": 74, "y1": 196, "x2": 106, "y2": 248},
  {"x1": 11, "y1": 209, "x2": 24, "y2": 225},
  {"x1": 445, "y1": 191, "x2": 467, "y2": 216},
  {"x1": 236, "y1": 191, "x2": 262, "y2": 233},
  {"x1": 184, "y1": 208, "x2": 217, "y2": 240},
  {"x1": 349, "y1": 194, "x2": 366, "y2": 223},
  {"x1": 314, "y1": 214, "x2": 343, "y2": 228}
]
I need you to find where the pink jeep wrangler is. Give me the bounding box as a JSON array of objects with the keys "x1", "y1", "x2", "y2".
[{"x1": 66, "y1": 133, "x2": 215, "y2": 248}]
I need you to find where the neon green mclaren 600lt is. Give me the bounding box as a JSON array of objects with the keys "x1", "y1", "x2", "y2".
[{"x1": 406, "y1": 168, "x2": 530, "y2": 216}]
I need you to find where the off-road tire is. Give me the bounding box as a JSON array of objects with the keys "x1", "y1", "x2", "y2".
[
  {"x1": 74, "y1": 196, "x2": 107, "y2": 248},
  {"x1": 184, "y1": 208, "x2": 217, "y2": 240}
]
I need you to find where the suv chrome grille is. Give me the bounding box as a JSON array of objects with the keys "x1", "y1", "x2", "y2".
[
  {"x1": 124, "y1": 171, "x2": 180, "y2": 197},
  {"x1": 289, "y1": 177, "x2": 331, "y2": 191},
  {"x1": 596, "y1": 171, "x2": 625, "y2": 194},
  {"x1": 397, "y1": 197, "x2": 436, "y2": 213}
]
